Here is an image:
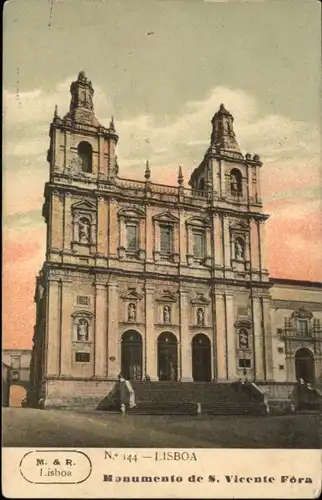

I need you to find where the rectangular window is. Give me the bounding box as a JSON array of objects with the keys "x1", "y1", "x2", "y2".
[
  {"x1": 277, "y1": 347, "x2": 284, "y2": 354},
  {"x1": 77, "y1": 295, "x2": 90, "y2": 306},
  {"x1": 238, "y1": 358, "x2": 251, "y2": 368},
  {"x1": 160, "y1": 225, "x2": 173, "y2": 256},
  {"x1": 75, "y1": 352, "x2": 90, "y2": 363},
  {"x1": 126, "y1": 224, "x2": 138, "y2": 252},
  {"x1": 297, "y1": 319, "x2": 308, "y2": 335},
  {"x1": 11, "y1": 356, "x2": 21, "y2": 370},
  {"x1": 193, "y1": 231, "x2": 205, "y2": 259}
]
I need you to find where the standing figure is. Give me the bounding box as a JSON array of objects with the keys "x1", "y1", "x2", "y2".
[
  {"x1": 238, "y1": 329, "x2": 249, "y2": 349},
  {"x1": 77, "y1": 319, "x2": 89, "y2": 342},
  {"x1": 163, "y1": 305, "x2": 171, "y2": 324},
  {"x1": 197, "y1": 308, "x2": 204, "y2": 326},
  {"x1": 235, "y1": 239, "x2": 244, "y2": 260},
  {"x1": 128, "y1": 303, "x2": 136, "y2": 322},
  {"x1": 78, "y1": 218, "x2": 90, "y2": 244}
]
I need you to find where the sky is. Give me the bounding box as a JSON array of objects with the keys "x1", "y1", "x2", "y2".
[{"x1": 3, "y1": 0, "x2": 322, "y2": 349}]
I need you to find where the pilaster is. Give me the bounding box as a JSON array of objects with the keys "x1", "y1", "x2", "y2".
[
  {"x1": 63, "y1": 192, "x2": 72, "y2": 251},
  {"x1": 95, "y1": 282, "x2": 108, "y2": 377},
  {"x1": 108, "y1": 200, "x2": 117, "y2": 257},
  {"x1": 180, "y1": 289, "x2": 192, "y2": 381},
  {"x1": 50, "y1": 191, "x2": 64, "y2": 251},
  {"x1": 225, "y1": 294, "x2": 236, "y2": 379},
  {"x1": 215, "y1": 293, "x2": 227, "y2": 380},
  {"x1": 97, "y1": 196, "x2": 108, "y2": 260},
  {"x1": 60, "y1": 280, "x2": 73, "y2": 375},
  {"x1": 45, "y1": 278, "x2": 61, "y2": 376},
  {"x1": 262, "y1": 297, "x2": 273, "y2": 380},
  {"x1": 223, "y1": 215, "x2": 231, "y2": 269},
  {"x1": 252, "y1": 294, "x2": 265, "y2": 380},
  {"x1": 145, "y1": 285, "x2": 157, "y2": 380},
  {"x1": 107, "y1": 282, "x2": 119, "y2": 378}
]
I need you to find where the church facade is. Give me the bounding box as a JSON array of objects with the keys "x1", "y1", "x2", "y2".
[{"x1": 30, "y1": 72, "x2": 322, "y2": 407}]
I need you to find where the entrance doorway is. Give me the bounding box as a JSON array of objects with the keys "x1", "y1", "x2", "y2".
[
  {"x1": 121, "y1": 330, "x2": 142, "y2": 381},
  {"x1": 192, "y1": 334, "x2": 212, "y2": 382},
  {"x1": 295, "y1": 348, "x2": 315, "y2": 383},
  {"x1": 157, "y1": 332, "x2": 178, "y2": 381}
]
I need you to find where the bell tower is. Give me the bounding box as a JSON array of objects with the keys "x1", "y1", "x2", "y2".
[{"x1": 210, "y1": 103, "x2": 243, "y2": 158}]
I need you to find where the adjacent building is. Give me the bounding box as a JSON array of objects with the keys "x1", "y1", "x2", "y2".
[{"x1": 30, "y1": 72, "x2": 322, "y2": 407}]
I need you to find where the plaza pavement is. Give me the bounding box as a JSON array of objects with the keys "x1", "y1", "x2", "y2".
[{"x1": 2, "y1": 408, "x2": 321, "y2": 448}]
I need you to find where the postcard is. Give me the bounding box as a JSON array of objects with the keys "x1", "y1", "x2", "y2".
[{"x1": 2, "y1": 0, "x2": 322, "y2": 498}]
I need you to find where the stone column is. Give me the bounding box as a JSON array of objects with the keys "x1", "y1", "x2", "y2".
[
  {"x1": 60, "y1": 280, "x2": 73, "y2": 376},
  {"x1": 225, "y1": 294, "x2": 236, "y2": 380},
  {"x1": 145, "y1": 206, "x2": 153, "y2": 261},
  {"x1": 215, "y1": 293, "x2": 227, "y2": 380},
  {"x1": 180, "y1": 289, "x2": 192, "y2": 381},
  {"x1": 45, "y1": 278, "x2": 61, "y2": 376},
  {"x1": 252, "y1": 295, "x2": 265, "y2": 380},
  {"x1": 145, "y1": 285, "x2": 157, "y2": 380},
  {"x1": 107, "y1": 283, "x2": 119, "y2": 379},
  {"x1": 95, "y1": 282, "x2": 108, "y2": 377}
]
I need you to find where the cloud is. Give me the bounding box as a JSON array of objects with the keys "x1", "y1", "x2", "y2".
[{"x1": 3, "y1": 77, "x2": 321, "y2": 251}]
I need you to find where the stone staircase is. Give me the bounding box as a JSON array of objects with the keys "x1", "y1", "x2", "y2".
[{"x1": 122, "y1": 381, "x2": 267, "y2": 416}]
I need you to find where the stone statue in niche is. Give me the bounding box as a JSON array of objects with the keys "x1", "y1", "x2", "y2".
[
  {"x1": 238, "y1": 329, "x2": 249, "y2": 349},
  {"x1": 235, "y1": 239, "x2": 245, "y2": 260},
  {"x1": 163, "y1": 305, "x2": 171, "y2": 324},
  {"x1": 197, "y1": 308, "x2": 204, "y2": 326},
  {"x1": 128, "y1": 303, "x2": 136, "y2": 322},
  {"x1": 78, "y1": 218, "x2": 91, "y2": 244},
  {"x1": 77, "y1": 319, "x2": 89, "y2": 342},
  {"x1": 230, "y1": 173, "x2": 239, "y2": 193}
]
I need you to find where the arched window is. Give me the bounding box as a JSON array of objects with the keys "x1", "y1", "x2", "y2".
[
  {"x1": 77, "y1": 141, "x2": 92, "y2": 173},
  {"x1": 78, "y1": 217, "x2": 91, "y2": 244},
  {"x1": 230, "y1": 168, "x2": 242, "y2": 196},
  {"x1": 234, "y1": 237, "x2": 245, "y2": 260}
]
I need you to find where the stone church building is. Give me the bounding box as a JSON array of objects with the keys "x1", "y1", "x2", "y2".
[{"x1": 30, "y1": 72, "x2": 322, "y2": 407}]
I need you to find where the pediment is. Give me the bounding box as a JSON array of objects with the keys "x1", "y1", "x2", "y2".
[
  {"x1": 291, "y1": 309, "x2": 313, "y2": 320},
  {"x1": 152, "y1": 211, "x2": 179, "y2": 223},
  {"x1": 186, "y1": 216, "x2": 210, "y2": 228},
  {"x1": 71, "y1": 310, "x2": 94, "y2": 318},
  {"x1": 229, "y1": 220, "x2": 249, "y2": 231},
  {"x1": 234, "y1": 318, "x2": 252, "y2": 328},
  {"x1": 156, "y1": 289, "x2": 178, "y2": 303},
  {"x1": 71, "y1": 199, "x2": 96, "y2": 212},
  {"x1": 118, "y1": 206, "x2": 145, "y2": 219},
  {"x1": 191, "y1": 293, "x2": 210, "y2": 305},
  {"x1": 121, "y1": 288, "x2": 143, "y2": 301}
]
